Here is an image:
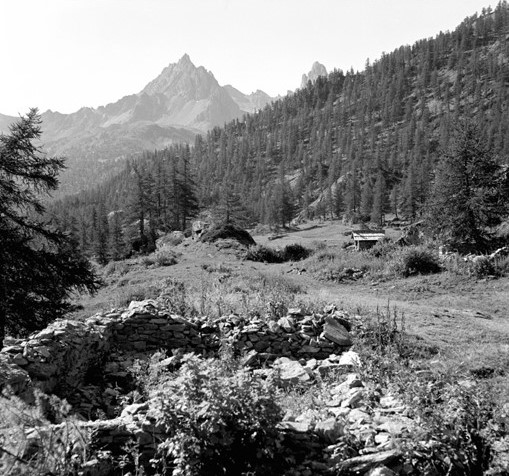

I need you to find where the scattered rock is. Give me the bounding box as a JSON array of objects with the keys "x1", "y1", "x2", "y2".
[
  {"x1": 333, "y1": 449, "x2": 401, "y2": 472},
  {"x1": 338, "y1": 350, "x2": 361, "y2": 367},
  {"x1": 367, "y1": 465, "x2": 398, "y2": 476},
  {"x1": 273, "y1": 357, "x2": 311, "y2": 387},
  {"x1": 314, "y1": 417, "x2": 344, "y2": 443}
]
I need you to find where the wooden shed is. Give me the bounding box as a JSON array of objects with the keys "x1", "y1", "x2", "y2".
[{"x1": 351, "y1": 230, "x2": 386, "y2": 251}]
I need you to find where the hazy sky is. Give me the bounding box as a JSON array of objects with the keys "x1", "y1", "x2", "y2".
[{"x1": 0, "y1": 0, "x2": 497, "y2": 116}]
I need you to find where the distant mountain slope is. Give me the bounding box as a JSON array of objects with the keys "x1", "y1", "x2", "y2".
[
  {"x1": 223, "y1": 85, "x2": 274, "y2": 114},
  {"x1": 49, "y1": 3, "x2": 509, "y2": 255},
  {"x1": 1, "y1": 55, "x2": 275, "y2": 197},
  {"x1": 190, "y1": 3, "x2": 509, "y2": 223},
  {"x1": 0, "y1": 113, "x2": 16, "y2": 133}
]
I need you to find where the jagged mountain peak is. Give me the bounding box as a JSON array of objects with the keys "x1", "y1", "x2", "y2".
[
  {"x1": 301, "y1": 61, "x2": 328, "y2": 88},
  {"x1": 178, "y1": 53, "x2": 192, "y2": 65},
  {"x1": 0, "y1": 54, "x2": 275, "y2": 196},
  {"x1": 140, "y1": 55, "x2": 221, "y2": 100}
]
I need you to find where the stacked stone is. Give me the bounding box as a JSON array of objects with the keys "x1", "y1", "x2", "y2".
[
  {"x1": 109, "y1": 301, "x2": 354, "y2": 362},
  {"x1": 67, "y1": 362, "x2": 411, "y2": 476},
  {"x1": 1, "y1": 317, "x2": 113, "y2": 399},
  {"x1": 226, "y1": 308, "x2": 353, "y2": 361},
  {"x1": 110, "y1": 300, "x2": 219, "y2": 354},
  {"x1": 0, "y1": 300, "x2": 355, "y2": 403}
]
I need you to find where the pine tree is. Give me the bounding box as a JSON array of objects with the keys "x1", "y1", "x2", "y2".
[
  {"x1": 95, "y1": 202, "x2": 109, "y2": 265},
  {"x1": 359, "y1": 175, "x2": 374, "y2": 221},
  {"x1": 0, "y1": 110, "x2": 99, "y2": 346},
  {"x1": 371, "y1": 172, "x2": 387, "y2": 226},
  {"x1": 109, "y1": 211, "x2": 125, "y2": 261},
  {"x1": 333, "y1": 184, "x2": 344, "y2": 219},
  {"x1": 177, "y1": 145, "x2": 199, "y2": 230},
  {"x1": 425, "y1": 122, "x2": 508, "y2": 252}
]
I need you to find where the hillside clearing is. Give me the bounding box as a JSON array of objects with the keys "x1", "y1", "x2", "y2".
[{"x1": 71, "y1": 220, "x2": 509, "y2": 382}]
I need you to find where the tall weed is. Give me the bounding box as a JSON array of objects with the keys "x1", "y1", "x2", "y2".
[{"x1": 148, "y1": 355, "x2": 284, "y2": 475}]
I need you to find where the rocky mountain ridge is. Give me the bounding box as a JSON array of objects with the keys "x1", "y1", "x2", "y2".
[
  {"x1": 0, "y1": 55, "x2": 278, "y2": 196},
  {"x1": 301, "y1": 61, "x2": 328, "y2": 88}
]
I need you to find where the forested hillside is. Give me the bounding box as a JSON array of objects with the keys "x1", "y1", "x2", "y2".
[
  {"x1": 49, "y1": 2, "x2": 509, "y2": 261},
  {"x1": 193, "y1": 2, "x2": 509, "y2": 224}
]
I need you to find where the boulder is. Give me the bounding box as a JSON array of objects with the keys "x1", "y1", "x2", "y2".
[
  {"x1": 0, "y1": 355, "x2": 33, "y2": 400},
  {"x1": 338, "y1": 350, "x2": 361, "y2": 367},
  {"x1": 322, "y1": 316, "x2": 352, "y2": 346},
  {"x1": 273, "y1": 357, "x2": 311, "y2": 387},
  {"x1": 278, "y1": 316, "x2": 296, "y2": 332},
  {"x1": 314, "y1": 417, "x2": 344, "y2": 443}
]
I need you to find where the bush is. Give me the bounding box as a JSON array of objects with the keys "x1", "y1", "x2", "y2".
[
  {"x1": 102, "y1": 261, "x2": 130, "y2": 277},
  {"x1": 355, "y1": 317, "x2": 502, "y2": 476},
  {"x1": 0, "y1": 391, "x2": 90, "y2": 475},
  {"x1": 245, "y1": 243, "x2": 311, "y2": 263},
  {"x1": 150, "y1": 355, "x2": 284, "y2": 475},
  {"x1": 200, "y1": 223, "x2": 256, "y2": 247},
  {"x1": 494, "y1": 255, "x2": 509, "y2": 276},
  {"x1": 470, "y1": 256, "x2": 497, "y2": 278},
  {"x1": 141, "y1": 250, "x2": 178, "y2": 267},
  {"x1": 392, "y1": 246, "x2": 441, "y2": 277},
  {"x1": 154, "y1": 250, "x2": 178, "y2": 267},
  {"x1": 245, "y1": 245, "x2": 284, "y2": 263},
  {"x1": 282, "y1": 243, "x2": 311, "y2": 261},
  {"x1": 368, "y1": 237, "x2": 398, "y2": 258}
]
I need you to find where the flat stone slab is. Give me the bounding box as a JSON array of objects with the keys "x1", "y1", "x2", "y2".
[
  {"x1": 322, "y1": 316, "x2": 352, "y2": 346},
  {"x1": 333, "y1": 449, "x2": 401, "y2": 472}
]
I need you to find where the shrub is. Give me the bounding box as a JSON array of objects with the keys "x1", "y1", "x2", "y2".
[
  {"x1": 368, "y1": 237, "x2": 397, "y2": 258},
  {"x1": 141, "y1": 250, "x2": 178, "y2": 268},
  {"x1": 392, "y1": 246, "x2": 441, "y2": 277},
  {"x1": 154, "y1": 250, "x2": 178, "y2": 267},
  {"x1": 245, "y1": 243, "x2": 311, "y2": 263},
  {"x1": 159, "y1": 278, "x2": 195, "y2": 316},
  {"x1": 245, "y1": 245, "x2": 284, "y2": 263},
  {"x1": 494, "y1": 255, "x2": 509, "y2": 276},
  {"x1": 150, "y1": 355, "x2": 284, "y2": 475},
  {"x1": 0, "y1": 391, "x2": 90, "y2": 475},
  {"x1": 157, "y1": 231, "x2": 185, "y2": 248},
  {"x1": 113, "y1": 283, "x2": 162, "y2": 307},
  {"x1": 355, "y1": 317, "x2": 502, "y2": 476},
  {"x1": 470, "y1": 256, "x2": 497, "y2": 278},
  {"x1": 200, "y1": 223, "x2": 256, "y2": 247},
  {"x1": 282, "y1": 243, "x2": 311, "y2": 261},
  {"x1": 102, "y1": 261, "x2": 130, "y2": 277}
]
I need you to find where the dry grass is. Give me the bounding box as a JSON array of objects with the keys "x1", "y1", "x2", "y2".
[{"x1": 69, "y1": 219, "x2": 509, "y2": 383}]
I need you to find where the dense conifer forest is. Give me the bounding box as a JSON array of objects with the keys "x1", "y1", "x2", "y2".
[{"x1": 49, "y1": 2, "x2": 509, "y2": 261}]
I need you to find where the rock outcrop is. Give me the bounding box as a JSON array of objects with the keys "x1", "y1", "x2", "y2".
[{"x1": 301, "y1": 61, "x2": 328, "y2": 88}]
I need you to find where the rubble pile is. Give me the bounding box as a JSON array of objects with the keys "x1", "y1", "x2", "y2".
[
  {"x1": 0, "y1": 300, "x2": 353, "y2": 403},
  {"x1": 15, "y1": 354, "x2": 416, "y2": 476},
  {"x1": 0, "y1": 301, "x2": 423, "y2": 475}
]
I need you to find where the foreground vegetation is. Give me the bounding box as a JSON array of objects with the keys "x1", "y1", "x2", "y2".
[{"x1": 2, "y1": 297, "x2": 508, "y2": 475}]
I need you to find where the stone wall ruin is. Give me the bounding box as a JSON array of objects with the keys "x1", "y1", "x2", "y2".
[{"x1": 0, "y1": 299, "x2": 354, "y2": 404}]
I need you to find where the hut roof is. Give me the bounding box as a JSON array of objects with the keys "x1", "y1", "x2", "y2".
[{"x1": 351, "y1": 230, "x2": 385, "y2": 241}]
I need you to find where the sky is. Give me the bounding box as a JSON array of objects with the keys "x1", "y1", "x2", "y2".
[{"x1": 0, "y1": 0, "x2": 498, "y2": 116}]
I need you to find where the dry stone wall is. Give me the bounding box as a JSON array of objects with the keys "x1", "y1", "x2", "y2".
[
  {"x1": 1, "y1": 319, "x2": 113, "y2": 400},
  {"x1": 0, "y1": 300, "x2": 353, "y2": 403}
]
